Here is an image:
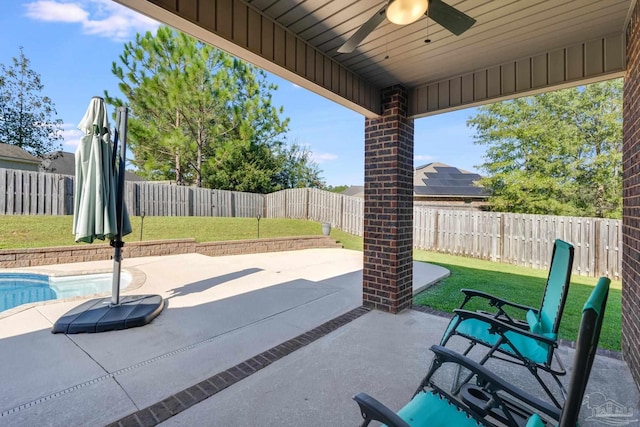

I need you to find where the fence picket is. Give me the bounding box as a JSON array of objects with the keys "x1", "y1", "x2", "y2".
[
  {"x1": 15, "y1": 170, "x2": 23, "y2": 215},
  {"x1": 28, "y1": 172, "x2": 37, "y2": 214},
  {"x1": 0, "y1": 169, "x2": 6, "y2": 214},
  {"x1": 7, "y1": 170, "x2": 15, "y2": 215},
  {"x1": 52, "y1": 173, "x2": 59, "y2": 215}
]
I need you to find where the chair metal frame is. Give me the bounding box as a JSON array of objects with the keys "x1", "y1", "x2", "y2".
[
  {"x1": 353, "y1": 277, "x2": 610, "y2": 427},
  {"x1": 440, "y1": 239, "x2": 574, "y2": 407}
]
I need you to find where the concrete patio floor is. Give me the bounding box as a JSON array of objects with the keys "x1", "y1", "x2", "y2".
[{"x1": 0, "y1": 248, "x2": 637, "y2": 426}]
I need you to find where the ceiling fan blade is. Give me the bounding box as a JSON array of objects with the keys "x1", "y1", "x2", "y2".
[
  {"x1": 338, "y1": 4, "x2": 388, "y2": 54},
  {"x1": 428, "y1": 0, "x2": 476, "y2": 36}
]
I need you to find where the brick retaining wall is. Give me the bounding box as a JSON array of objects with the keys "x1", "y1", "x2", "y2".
[
  {"x1": 196, "y1": 236, "x2": 342, "y2": 257},
  {"x1": 0, "y1": 236, "x2": 342, "y2": 268}
]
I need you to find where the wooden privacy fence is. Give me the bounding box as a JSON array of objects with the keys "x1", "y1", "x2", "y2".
[
  {"x1": 0, "y1": 169, "x2": 621, "y2": 277},
  {"x1": 0, "y1": 169, "x2": 73, "y2": 215},
  {"x1": 0, "y1": 168, "x2": 264, "y2": 218},
  {"x1": 266, "y1": 190, "x2": 622, "y2": 278},
  {"x1": 124, "y1": 182, "x2": 263, "y2": 218},
  {"x1": 412, "y1": 208, "x2": 622, "y2": 279},
  {"x1": 263, "y1": 188, "x2": 364, "y2": 236}
]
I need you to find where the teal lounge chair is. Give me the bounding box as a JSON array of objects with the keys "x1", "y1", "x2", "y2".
[
  {"x1": 353, "y1": 277, "x2": 610, "y2": 427},
  {"x1": 440, "y1": 239, "x2": 574, "y2": 407}
]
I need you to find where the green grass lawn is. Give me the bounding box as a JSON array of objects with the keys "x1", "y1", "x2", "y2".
[
  {"x1": 0, "y1": 215, "x2": 361, "y2": 249},
  {"x1": 412, "y1": 251, "x2": 622, "y2": 350},
  {"x1": 0, "y1": 215, "x2": 620, "y2": 350}
]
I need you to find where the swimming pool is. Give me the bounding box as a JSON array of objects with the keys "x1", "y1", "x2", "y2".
[{"x1": 0, "y1": 271, "x2": 132, "y2": 313}]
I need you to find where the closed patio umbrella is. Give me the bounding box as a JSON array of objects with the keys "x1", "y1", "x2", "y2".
[
  {"x1": 73, "y1": 96, "x2": 131, "y2": 243},
  {"x1": 53, "y1": 98, "x2": 163, "y2": 334}
]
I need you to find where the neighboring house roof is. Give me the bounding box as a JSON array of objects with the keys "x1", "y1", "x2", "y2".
[
  {"x1": 40, "y1": 151, "x2": 146, "y2": 181},
  {"x1": 342, "y1": 163, "x2": 490, "y2": 199},
  {"x1": 414, "y1": 162, "x2": 489, "y2": 198},
  {"x1": 342, "y1": 185, "x2": 364, "y2": 198},
  {"x1": 0, "y1": 143, "x2": 41, "y2": 165}
]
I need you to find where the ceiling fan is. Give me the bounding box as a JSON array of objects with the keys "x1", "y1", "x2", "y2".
[{"x1": 337, "y1": 0, "x2": 476, "y2": 54}]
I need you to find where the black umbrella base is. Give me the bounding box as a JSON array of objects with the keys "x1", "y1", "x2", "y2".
[{"x1": 52, "y1": 295, "x2": 164, "y2": 334}]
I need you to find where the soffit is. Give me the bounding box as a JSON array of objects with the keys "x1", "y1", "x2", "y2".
[
  {"x1": 116, "y1": 0, "x2": 632, "y2": 116},
  {"x1": 247, "y1": 0, "x2": 631, "y2": 88}
]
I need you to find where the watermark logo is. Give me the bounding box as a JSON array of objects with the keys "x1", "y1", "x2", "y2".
[{"x1": 583, "y1": 392, "x2": 638, "y2": 426}]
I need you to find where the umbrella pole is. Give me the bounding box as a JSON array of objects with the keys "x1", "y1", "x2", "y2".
[
  {"x1": 110, "y1": 107, "x2": 128, "y2": 306},
  {"x1": 53, "y1": 99, "x2": 164, "y2": 334}
]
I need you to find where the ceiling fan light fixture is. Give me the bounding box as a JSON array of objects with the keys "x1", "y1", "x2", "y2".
[{"x1": 386, "y1": 0, "x2": 429, "y2": 25}]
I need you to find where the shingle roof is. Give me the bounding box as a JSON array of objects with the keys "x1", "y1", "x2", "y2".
[
  {"x1": 40, "y1": 151, "x2": 146, "y2": 181},
  {"x1": 0, "y1": 143, "x2": 41, "y2": 164},
  {"x1": 414, "y1": 162, "x2": 489, "y2": 198},
  {"x1": 340, "y1": 163, "x2": 490, "y2": 199},
  {"x1": 342, "y1": 185, "x2": 364, "y2": 198}
]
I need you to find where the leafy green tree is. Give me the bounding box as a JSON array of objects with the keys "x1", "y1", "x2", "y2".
[
  {"x1": 570, "y1": 82, "x2": 623, "y2": 218},
  {"x1": 274, "y1": 143, "x2": 325, "y2": 189},
  {"x1": 106, "y1": 27, "x2": 305, "y2": 193},
  {"x1": 202, "y1": 60, "x2": 291, "y2": 192},
  {"x1": 468, "y1": 79, "x2": 622, "y2": 218},
  {"x1": 0, "y1": 47, "x2": 62, "y2": 156}
]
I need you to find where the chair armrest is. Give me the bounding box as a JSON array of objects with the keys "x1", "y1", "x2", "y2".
[
  {"x1": 452, "y1": 309, "x2": 558, "y2": 347},
  {"x1": 460, "y1": 289, "x2": 538, "y2": 313},
  {"x1": 430, "y1": 345, "x2": 561, "y2": 420},
  {"x1": 353, "y1": 393, "x2": 411, "y2": 427}
]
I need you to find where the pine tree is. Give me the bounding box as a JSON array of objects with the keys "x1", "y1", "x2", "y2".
[
  {"x1": 0, "y1": 47, "x2": 62, "y2": 156},
  {"x1": 106, "y1": 27, "x2": 322, "y2": 192}
]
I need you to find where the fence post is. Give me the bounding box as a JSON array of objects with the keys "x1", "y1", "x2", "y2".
[
  {"x1": 499, "y1": 213, "x2": 505, "y2": 263},
  {"x1": 434, "y1": 209, "x2": 440, "y2": 250},
  {"x1": 64, "y1": 176, "x2": 73, "y2": 215},
  {"x1": 284, "y1": 190, "x2": 288, "y2": 218},
  {"x1": 229, "y1": 192, "x2": 235, "y2": 217},
  {"x1": 7, "y1": 170, "x2": 15, "y2": 214},
  {"x1": 594, "y1": 219, "x2": 601, "y2": 277},
  {"x1": 339, "y1": 194, "x2": 344, "y2": 229},
  {"x1": 305, "y1": 188, "x2": 309, "y2": 220}
]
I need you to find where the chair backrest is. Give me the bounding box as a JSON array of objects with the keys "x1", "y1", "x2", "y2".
[
  {"x1": 538, "y1": 239, "x2": 574, "y2": 334},
  {"x1": 559, "y1": 276, "x2": 610, "y2": 427}
]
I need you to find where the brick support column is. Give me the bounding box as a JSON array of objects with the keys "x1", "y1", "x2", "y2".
[
  {"x1": 363, "y1": 85, "x2": 414, "y2": 313},
  {"x1": 623, "y1": 0, "x2": 640, "y2": 389}
]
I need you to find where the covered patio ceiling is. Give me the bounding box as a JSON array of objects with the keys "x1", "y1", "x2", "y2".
[{"x1": 116, "y1": 0, "x2": 630, "y2": 118}]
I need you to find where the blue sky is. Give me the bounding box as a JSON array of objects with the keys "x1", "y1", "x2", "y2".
[{"x1": 0, "y1": 0, "x2": 485, "y2": 186}]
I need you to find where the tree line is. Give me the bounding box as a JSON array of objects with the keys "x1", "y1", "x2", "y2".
[
  {"x1": 0, "y1": 31, "x2": 623, "y2": 217},
  {"x1": 469, "y1": 80, "x2": 622, "y2": 218}
]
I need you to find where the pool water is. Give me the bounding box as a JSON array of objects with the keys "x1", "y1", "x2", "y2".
[{"x1": 0, "y1": 272, "x2": 132, "y2": 313}]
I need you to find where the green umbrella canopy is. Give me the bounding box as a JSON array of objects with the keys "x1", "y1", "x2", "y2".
[{"x1": 73, "y1": 97, "x2": 131, "y2": 243}]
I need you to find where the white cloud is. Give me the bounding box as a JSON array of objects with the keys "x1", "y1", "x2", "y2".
[
  {"x1": 60, "y1": 123, "x2": 83, "y2": 149},
  {"x1": 414, "y1": 154, "x2": 435, "y2": 162},
  {"x1": 25, "y1": 1, "x2": 87, "y2": 22},
  {"x1": 24, "y1": 0, "x2": 158, "y2": 41},
  {"x1": 312, "y1": 152, "x2": 338, "y2": 163}
]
